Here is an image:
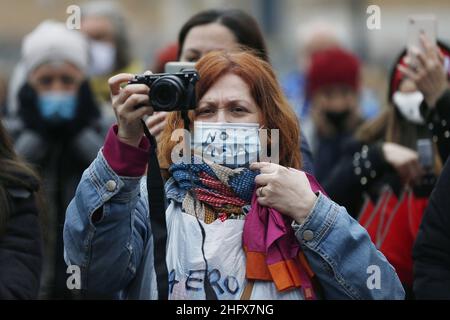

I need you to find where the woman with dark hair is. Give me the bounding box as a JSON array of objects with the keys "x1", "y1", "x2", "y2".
[
  {"x1": 0, "y1": 121, "x2": 43, "y2": 299},
  {"x1": 64, "y1": 50, "x2": 403, "y2": 299},
  {"x1": 319, "y1": 39, "x2": 450, "y2": 217},
  {"x1": 146, "y1": 8, "x2": 315, "y2": 174},
  {"x1": 177, "y1": 9, "x2": 268, "y2": 62},
  {"x1": 315, "y1": 37, "x2": 450, "y2": 297}
]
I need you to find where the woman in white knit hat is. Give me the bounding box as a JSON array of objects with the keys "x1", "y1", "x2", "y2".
[{"x1": 3, "y1": 20, "x2": 109, "y2": 299}]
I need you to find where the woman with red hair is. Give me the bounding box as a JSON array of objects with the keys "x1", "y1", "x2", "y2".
[
  {"x1": 64, "y1": 50, "x2": 403, "y2": 300},
  {"x1": 145, "y1": 8, "x2": 315, "y2": 175}
]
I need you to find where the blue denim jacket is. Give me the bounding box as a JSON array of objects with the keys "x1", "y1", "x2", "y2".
[{"x1": 63, "y1": 151, "x2": 405, "y2": 299}]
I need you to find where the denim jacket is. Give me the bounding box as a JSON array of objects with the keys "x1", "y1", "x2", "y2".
[{"x1": 63, "y1": 150, "x2": 405, "y2": 299}]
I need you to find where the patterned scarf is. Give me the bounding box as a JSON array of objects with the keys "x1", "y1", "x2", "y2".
[
  {"x1": 169, "y1": 158, "x2": 257, "y2": 224},
  {"x1": 169, "y1": 159, "x2": 318, "y2": 298}
]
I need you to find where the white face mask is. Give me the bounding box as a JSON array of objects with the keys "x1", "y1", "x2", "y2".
[
  {"x1": 392, "y1": 91, "x2": 425, "y2": 125},
  {"x1": 88, "y1": 40, "x2": 116, "y2": 76},
  {"x1": 193, "y1": 122, "x2": 261, "y2": 168}
]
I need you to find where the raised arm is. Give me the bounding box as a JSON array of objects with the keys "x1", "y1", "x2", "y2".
[{"x1": 64, "y1": 124, "x2": 152, "y2": 297}]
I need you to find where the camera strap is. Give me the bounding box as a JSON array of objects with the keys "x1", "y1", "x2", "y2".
[
  {"x1": 181, "y1": 111, "x2": 218, "y2": 301},
  {"x1": 141, "y1": 120, "x2": 169, "y2": 300}
]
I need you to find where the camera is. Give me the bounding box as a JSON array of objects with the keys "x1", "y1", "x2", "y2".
[{"x1": 128, "y1": 62, "x2": 199, "y2": 111}]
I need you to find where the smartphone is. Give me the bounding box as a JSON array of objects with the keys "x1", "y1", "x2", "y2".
[
  {"x1": 417, "y1": 138, "x2": 434, "y2": 170},
  {"x1": 407, "y1": 15, "x2": 437, "y2": 67},
  {"x1": 164, "y1": 61, "x2": 196, "y2": 74}
]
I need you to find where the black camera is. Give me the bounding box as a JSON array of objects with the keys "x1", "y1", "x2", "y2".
[{"x1": 128, "y1": 62, "x2": 199, "y2": 112}]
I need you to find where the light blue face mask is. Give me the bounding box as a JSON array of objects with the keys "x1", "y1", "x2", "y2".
[{"x1": 37, "y1": 92, "x2": 77, "y2": 122}]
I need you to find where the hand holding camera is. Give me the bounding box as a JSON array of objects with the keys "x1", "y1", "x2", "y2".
[
  {"x1": 109, "y1": 63, "x2": 199, "y2": 147},
  {"x1": 127, "y1": 63, "x2": 199, "y2": 112},
  {"x1": 109, "y1": 72, "x2": 155, "y2": 147}
]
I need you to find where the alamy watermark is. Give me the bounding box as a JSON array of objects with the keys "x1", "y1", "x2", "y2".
[
  {"x1": 66, "y1": 265, "x2": 81, "y2": 290},
  {"x1": 66, "y1": 5, "x2": 81, "y2": 30},
  {"x1": 367, "y1": 5, "x2": 381, "y2": 30},
  {"x1": 366, "y1": 265, "x2": 381, "y2": 290}
]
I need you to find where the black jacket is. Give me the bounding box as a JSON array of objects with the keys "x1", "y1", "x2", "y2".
[
  {"x1": 413, "y1": 156, "x2": 450, "y2": 299},
  {"x1": 0, "y1": 186, "x2": 43, "y2": 299},
  {"x1": 420, "y1": 89, "x2": 450, "y2": 162},
  {"x1": 321, "y1": 89, "x2": 450, "y2": 218}
]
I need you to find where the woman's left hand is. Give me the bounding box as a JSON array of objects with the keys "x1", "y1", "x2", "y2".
[{"x1": 250, "y1": 162, "x2": 317, "y2": 224}]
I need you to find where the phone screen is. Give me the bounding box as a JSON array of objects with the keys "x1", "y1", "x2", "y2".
[{"x1": 417, "y1": 138, "x2": 434, "y2": 170}]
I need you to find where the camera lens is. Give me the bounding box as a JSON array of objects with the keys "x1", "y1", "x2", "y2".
[{"x1": 150, "y1": 76, "x2": 184, "y2": 111}]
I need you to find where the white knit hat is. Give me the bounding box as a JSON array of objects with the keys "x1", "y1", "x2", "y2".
[{"x1": 21, "y1": 20, "x2": 89, "y2": 74}]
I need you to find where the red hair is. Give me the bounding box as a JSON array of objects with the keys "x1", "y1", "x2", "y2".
[{"x1": 158, "y1": 49, "x2": 301, "y2": 169}]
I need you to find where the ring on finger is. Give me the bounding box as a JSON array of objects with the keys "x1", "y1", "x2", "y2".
[{"x1": 258, "y1": 186, "x2": 266, "y2": 197}]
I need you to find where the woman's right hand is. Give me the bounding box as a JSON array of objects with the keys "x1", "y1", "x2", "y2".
[
  {"x1": 109, "y1": 73, "x2": 154, "y2": 147},
  {"x1": 382, "y1": 142, "x2": 423, "y2": 185}
]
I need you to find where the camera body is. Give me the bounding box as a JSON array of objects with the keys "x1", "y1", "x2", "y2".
[{"x1": 128, "y1": 63, "x2": 199, "y2": 112}]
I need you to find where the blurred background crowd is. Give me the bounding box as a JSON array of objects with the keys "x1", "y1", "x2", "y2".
[{"x1": 1, "y1": 0, "x2": 450, "y2": 300}]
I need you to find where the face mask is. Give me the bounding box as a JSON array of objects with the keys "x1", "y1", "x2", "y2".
[
  {"x1": 392, "y1": 91, "x2": 425, "y2": 125},
  {"x1": 89, "y1": 40, "x2": 116, "y2": 76},
  {"x1": 324, "y1": 110, "x2": 350, "y2": 131},
  {"x1": 37, "y1": 91, "x2": 77, "y2": 123},
  {"x1": 193, "y1": 122, "x2": 261, "y2": 168}
]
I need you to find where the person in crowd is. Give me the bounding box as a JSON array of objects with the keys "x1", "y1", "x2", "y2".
[
  {"x1": 322, "y1": 39, "x2": 450, "y2": 218},
  {"x1": 145, "y1": 9, "x2": 315, "y2": 174},
  {"x1": 81, "y1": 0, "x2": 142, "y2": 110},
  {"x1": 315, "y1": 37, "x2": 450, "y2": 297},
  {"x1": 412, "y1": 42, "x2": 450, "y2": 299},
  {"x1": 282, "y1": 20, "x2": 342, "y2": 120},
  {"x1": 413, "y1": 158, "x2": 450, "y2": 300},
  {"x1": 64, "y1": 49, "x2": 404, "y2": 300},
  {"x1": 302, "y1": 47, "x2": 364, "y2": 183},
  {"x1": 282, "y1": 20, "x2": 380, "y2": 121},
  {"x1": 4, "y1": 20, "x2": 108, "y2": 299},
  {"x1": 0, "y1": 120, "x2": 43, "y2": 299}
]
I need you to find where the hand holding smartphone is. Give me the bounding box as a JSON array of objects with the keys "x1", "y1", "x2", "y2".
[{"x1": 407, "y1": 15, "x2": 437, "y2": 67}]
